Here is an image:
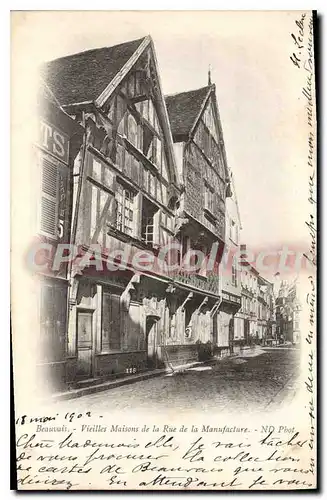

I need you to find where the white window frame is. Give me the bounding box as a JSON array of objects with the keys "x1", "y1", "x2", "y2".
[{"x1": 116, "y1": 183, "x2": 135, "y2": 236}]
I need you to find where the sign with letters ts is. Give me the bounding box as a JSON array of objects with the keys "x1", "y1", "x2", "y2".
[{"x1": 39, "y1": 120, "x2": 70, "y2": 164}]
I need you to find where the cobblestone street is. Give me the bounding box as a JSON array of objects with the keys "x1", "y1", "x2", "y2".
[{"x1": 58, "y1": 348, "x2": 300, "y2": 415}]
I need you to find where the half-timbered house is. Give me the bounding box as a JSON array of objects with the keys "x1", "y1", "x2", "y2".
[
  {"x1": 165, "y1": 80, "x2": 232, "y2": 359},
  {"x1": 43, "y1": 36, "x2": 185, "y2": 383}
]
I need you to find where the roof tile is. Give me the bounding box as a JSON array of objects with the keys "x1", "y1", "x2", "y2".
[
  {"x1": 165, "y1": 86, "x2": 211, "y2": 140},
  {"x1": 41, "y1": 37, "x2": 146, "y2": 106}
]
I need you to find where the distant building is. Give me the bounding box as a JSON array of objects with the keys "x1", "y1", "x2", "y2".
[
  {"x1": 257, "y1": 275, "x2": 275, "y2": 345},
  {"x1": 275, "y1": 280, "x2": 301, "y2": 344},
  {"x1": 238, "y1": 247, "x2": 259, "y2": 345}
]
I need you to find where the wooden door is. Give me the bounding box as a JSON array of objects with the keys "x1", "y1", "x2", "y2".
[{"x1": 76, "y1": 310, "x2": 93, "y2": 379}]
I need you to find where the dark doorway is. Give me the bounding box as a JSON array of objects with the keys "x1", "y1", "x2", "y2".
[
  {"x1": 146, "y1": 317, "x2": 158, "y2": 369},
  {"x1": 76, "y1": 310, "x2": 93, "y2": 379}
]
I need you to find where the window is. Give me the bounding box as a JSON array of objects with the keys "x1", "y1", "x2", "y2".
[
  {"x1": 102, "y1": 292, "x2": 121, "y2": 351},
  {"x1": 232, "y1": 263, "x2": 237, "y2": 286},
  {"x1": 116, "y1": 183, "x2": 135, "y2": 235},
  {"x1": 127, "y1": 113, "x2": 138, "y2": 148},
  {"x1": 123, "y1": 71, "x2": 144, "y2": 99},
  {"x1": 204, "y1": 183, "x2": 215, "y2": 213},
  {"x1": 142, "y1": 198, "x2": 157, "y2": 245},
  {"x1": 40, "y1": 156, "x2": 58, "y2": 238},
  {"x1": 39, "y1": 153, "x2": 67, "y2": 240},
  {"x1": 142, "y1": 217, "x2": 154, "y2": 244}
]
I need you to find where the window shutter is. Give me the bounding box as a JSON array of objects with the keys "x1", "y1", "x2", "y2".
[{"x1": 40, "y1": 155, "x2": 59, "y2": 239}]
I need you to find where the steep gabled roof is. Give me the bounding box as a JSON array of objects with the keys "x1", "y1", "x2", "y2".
[
  {"x1": 165, "y1": 86, "x2": 211, "y2": 140},
  {"x1": 41, "y1": 37, "x2": 146, "y2": 106},
  {"x1": 38, "y1": 80, "x2": 60, "y2": 107}
]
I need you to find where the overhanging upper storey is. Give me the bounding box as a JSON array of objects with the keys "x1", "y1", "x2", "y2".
[{"x1": 165, "y1": 84, "x2": 232, "y2": 243}]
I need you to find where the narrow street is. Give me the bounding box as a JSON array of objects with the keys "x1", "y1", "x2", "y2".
[{"x1": 58, "y1": 348, "x2": 300, "y2": 414}]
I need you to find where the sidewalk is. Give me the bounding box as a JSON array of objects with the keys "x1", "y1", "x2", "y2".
[
  {"x1": 49, "y1": 346, "x2": 266, "y2": 402},
  {"x1": 50, "y1": 360, "x2": 205, "y2": 402}
]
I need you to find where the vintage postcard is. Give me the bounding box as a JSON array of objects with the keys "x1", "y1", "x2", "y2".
[{"x1": 11, "y1": 10, "x2": 317, "y2": 491}]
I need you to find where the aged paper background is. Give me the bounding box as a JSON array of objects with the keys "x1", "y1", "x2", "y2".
[{"x1": 11, "y1": 10, "x2": 317, "y2": 490}]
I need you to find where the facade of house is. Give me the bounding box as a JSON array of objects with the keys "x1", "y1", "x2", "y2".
[
  {"x1": 275, "y1": 280, "x2": 301, "y2": 344},
  {"x1": 35, "y1": 84, "x2": 84, "y2": 392},
  {"x1": 257, "y1": 275, "x2": 275, "y2": 345},
  {"x1": 237, "y1": 246, "x2": 260, "y2": 345},
  {"x1": 217, "y1": 174, "x2": 242, "y2": 355},
  {"x1": 165, "y1": 81, "x2": 232, "y2": 358}
]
